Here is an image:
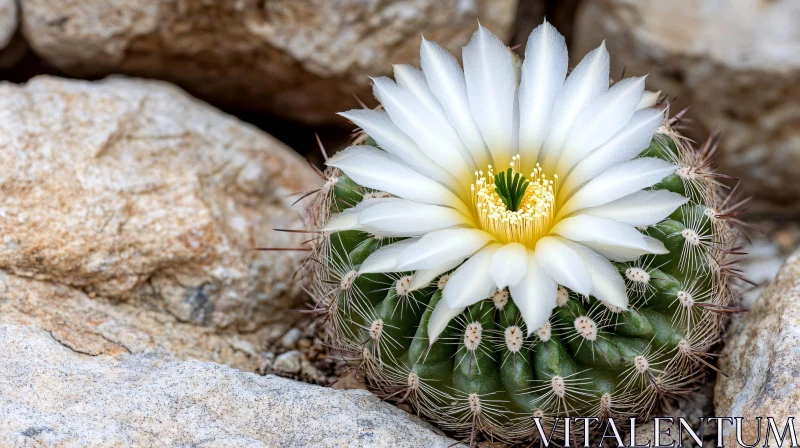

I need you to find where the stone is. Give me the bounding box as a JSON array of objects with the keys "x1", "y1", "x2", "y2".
[
  {"x1": 274, "y1": 350, "x2": 302, "y2": 374},
  {"x1": 571, "y1": 0, "x2": 800, "y2": 206},
  {"x1": 0, "y1": 323, "x2": 461, "y2": 447},
  {"x1": 281, "y1": 327, "x2": 304, "y2": 348},
  {"x1": 19, "y1": 0, "x2": 517, "y2": 125},
  {"x1": 0, "y1": 75, "x2": 320, "y2": 331},
  {"x1": 715, "y1": 248, "x2": 800, "y2": 446},
  {"x1": 0, "y1": 0, "x2": 16, "y2": 51}
]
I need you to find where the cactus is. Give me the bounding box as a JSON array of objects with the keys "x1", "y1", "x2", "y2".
[{"x1": 304, "y1": 22, "x2": 742, "y2": 445}]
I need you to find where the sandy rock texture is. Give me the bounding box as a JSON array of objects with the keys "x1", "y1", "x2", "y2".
[
  {"x1": 19, "y1": 0, "x2": 516, "y2": 124},
  {"x1": 715, "y1": 248, "x2": 800, "y2": 446},
  {"x1": 572, "y1": 0, "x2": 800, "y2": 206},
  {"x1": 0, "y1": 323, "x2": 460, "y2": 447},
  {"x1": 0, "y1": 76, "x2": 319, "y2": 331},
  {"x1": 0, "y1": 0, "x2": 16, "y2": 50}
]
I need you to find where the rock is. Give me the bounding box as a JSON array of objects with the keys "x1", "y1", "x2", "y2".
[
  {"x1": 572, "y1": 0, "x2": 800, "y2": 206},
  {"x1": 0, "y1": 76, "x2": 319, "y2": 331},
  {"x1": 0, "y1": 270, "x2": 274, "y2": 372},
  {"x1": 281, "y1": 327, "x2": 304, "y2": 348},
  {"x1": 0, "y1": 323, "x2": 461, "y2": 447},
  {"x1": 0, "y1": 0, "x2": 17, "y2": 51},
  {"x1": 274, "y1": 350, "x2": 302, "y2": 374},
  {"x1": 715, "y1": 248, "x2": 800, "y2": 446},
  {"x1": 19, "y1": 0, "x2": 517, "y2": 125}
]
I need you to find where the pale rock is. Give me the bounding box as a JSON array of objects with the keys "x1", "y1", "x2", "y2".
[
  {"x1": 0, "y1": 0, "x2": 16, "y2": 50},
  {"x1": 0, "y1": 76, "x2": 320, "y2": 331},
  {"x1": 274, "y1": 349, "x2": 302, "y2": 374},
  {"x1": 19, "y1": 0, "x2": 517, "y2": 124},
  {"x1": 572, "y1": 0, "x2": 800, "y2": 206},
  {"x1": 715, "y1": 248, "x2": 800, "y2": 446},
  {"x1": 0, "y1": 323, "x2": 460, "y2": 447},
  {"x1": 281, "y1": 327, "x2": 304, "y2": 348}
]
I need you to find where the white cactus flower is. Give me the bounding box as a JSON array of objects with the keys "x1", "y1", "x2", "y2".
[{"x1": 325, "y1": 21, "x2": 688, "y2": 343}]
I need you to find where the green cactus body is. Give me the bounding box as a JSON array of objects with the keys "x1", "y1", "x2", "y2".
[
  {"x1": 308, "y1": 130, "x2": 737, "y2": 443},
  {"x1": 303, "y1": 21, "x2": 742, "y2": 445}
]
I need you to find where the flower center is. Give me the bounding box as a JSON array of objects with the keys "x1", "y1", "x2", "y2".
[{"x1": 471, "y1": 155, "x2": 558, "y2": 246}]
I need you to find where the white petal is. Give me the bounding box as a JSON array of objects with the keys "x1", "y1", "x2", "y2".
[
  {"x1": 409, "y1": 258, "x2": 462, "y2": 292},
  {"x1": 322, "y1": 197, "x2": 394, "y2": 232},
  {"x1": 581, "y1": 190, "x2": 688, "y2": 227},
  {"x1": 359, "y1": 239, "x2": 420, "y2": 274},
  {"x1": 357, "y1": 199, "x2": 471, "y2": 237},
  {"x1": 560, "y1": 108, "x2": 665, "y2": 198},
  {"x1": 559, "y1": 240, "x2": 628, "y2": 309},
  {"x1": 489, "y1": 242, "x2": 528, "y2": 288},
  {"x1": 518, "y1": 20, "x2": 568, "y2": 173},
  {"x1": 463, "y1": 25, "x2": 517, "y2": 168},
  {"x1": 534, "y1": 236, "x2": 592, "y2": 296},
  {"x1": 427, "y1": 299, "x2": 465, "y2": 344},
  {"x1": 442, "y1": 243, "x2": 501, "y2": 308},
  {"x1": 396, "y1": 228, "x2": 494, "y2": 271},
  {"x1": 372, "y1": 77, "x2": 475, "y2": 183},
  {"x1": 580, "y1": 236, "x2": 667, "y2": 262},
  {"x1": 556, "y1": 76, "x2": 646, "y2": 174},
  {"x1": 420, "y1": 38, "x2": 490, "y2": 169},
  {"x1": 338, "y1": 109, "x2": 463, "y2": 193},
  {"x1": 557, "y1": 157, "x2": 676, "y2": 219},
  {"x1": 540, "y1": 42, "x2": 610, "y2": 170},
  {"x1": 508, "y1": 253, "x2": 558, "y2": 336},
  {"x1": 551, "y1": 215, "x2": 667, "y2": 257},
  {"x1": 637, "y1": 90, "x2": 661, "y2": 110},
  {"x1": 393, "y1": 64, "x2": 443, "y2": 114},
  {"x1": 327, "y1": 146, "x2": 470, "y2": 216}
]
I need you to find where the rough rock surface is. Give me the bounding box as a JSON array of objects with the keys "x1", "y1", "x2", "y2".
[
  {"x1": 715, "y1": 248, "x2": 800, "y2": 446},
  {"x1": 572, "y1": 0, "x2": 800, "y2": 206},
  {"x1": 0, "y1": 0, "x2": 16, "y2": 50},
  {"x1": 0, "y1": 76, "x2": 319, "y2": 331},
  {"x1": 0, "y1": 323, "x2": 460, "y2": 447},
  {"x1": 19, "y1": 0, "x2": 517, "y2": 124}
]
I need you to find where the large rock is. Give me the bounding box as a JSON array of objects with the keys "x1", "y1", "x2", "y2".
[
  {"x1": 0, "y1": 0, "x2": 16, "y2": 51},
  {"x1": 715, "y1": 248, "x2": 800, "y2": 446},
  {"x1": 0, "y1": 76, "x2": 319, "y2": 331},
  {"x1": 0, "y1": 323, "x2": 460, "y2": 447},
  {"x1": 572, "y1": 0, "x2": 800, "y2": 207},
  {"x1": 19, "y1": 0, "x2": 517, "y2": 125}
]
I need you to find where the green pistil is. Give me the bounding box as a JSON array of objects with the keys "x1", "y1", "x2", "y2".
[{"x1": 494, "y1": 168, "x2": 530, "y2": 212}]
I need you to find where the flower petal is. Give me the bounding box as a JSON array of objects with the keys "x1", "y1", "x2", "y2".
[
  {"x1": 490, "y1": 242, "x2": 528, "y2": 288},
  {"x1": 560, "y1": 108, "x2": 665, "y2": 198},
  {"x1": 637, "y1": 90, "x2": 661, "y2": 110},
  {"x1": 359, "y1": 239, "x2": 420, "y2": 274},
  {"x1": 518, "y1": 20, "x2": 568, "y2": 173},
  {"x1": 420, "y1": 38, "x2": 490, "y2": 169},
  {"x1": 581, "y1": 235, "x2": 668, "y2": 262},
  {"x1": 357, "y1": 199, "x2": 471, "y2": 237},
  {"x1": 534, "y1": 236, "x2": 592, "y2": 296},
  {"x1": 556, "y1": 76, "x2": 646, "y2": 174},
  {"x1": 409, "y1": 258, "x2": 462, "y2": 292},
  {"x1": 393, "y1": 64, "x2": 443, "y2": 115},
  {"x1": 540, "y1": 42, "x2": 610, "y2": 170},
  {"x1": 463, "y1": 24, "x2": 517, "y2": 168},
  {"x1": 508, "y1": 252, "x2": 558, "y2": 336},
  {"x1": 427, "y1": 299, "x2": 465, "y2": 344},
  {"x1": 322, "y1": 197, "x2": 394, "y2": 233},
  {"x1": 338, "y1": 109, "x2": 463, "y2": 193},
  {"x1": 557, "y1": 157, "x2": 676, "y2": 219},
  {"x1": 442, "y1": 243, "x2": 501, "y2": 308},
  {"x1": 580, "y1": 190, "x2": 688, "y2": 227},
  {"x1": 396, "y1": 228, "x2": 494, "y2": 271},
  {"x1": 327, "y1": 146, "x2": 470, "y2": 215},
  {"x1": 551, "y1": 215, "x2": 667, "y2": 257},
  {"x1": 559, "y1": 240, "x2": 629, "y2": 310},
  {"x1": 372, "y1": 76, "x2": 475, "y2": 183}
]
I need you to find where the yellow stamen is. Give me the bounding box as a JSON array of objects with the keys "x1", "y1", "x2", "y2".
[{"x1": 471, "y1": 155, "x2": 558, "y2": 246}]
